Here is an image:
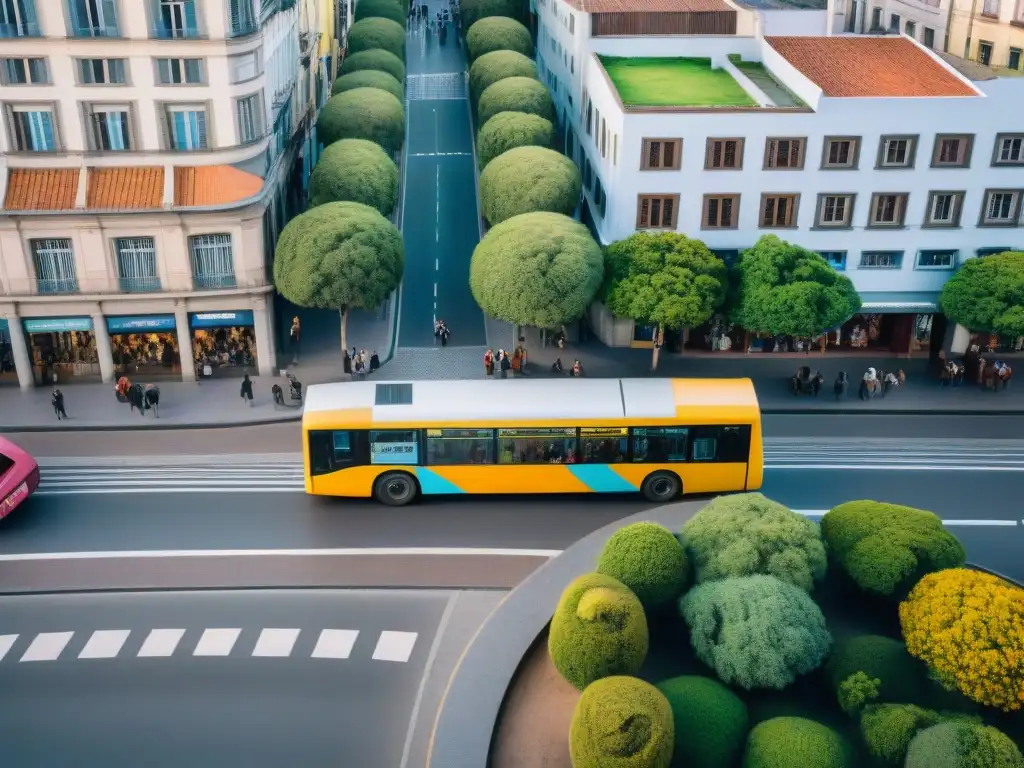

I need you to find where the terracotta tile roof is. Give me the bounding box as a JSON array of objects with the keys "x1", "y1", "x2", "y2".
[
  {"x1": 86, "y1": 167, "x2": 164, "y2": 210},
  {"x1": 4, "y1": 169, "x2": 79, "y2": 211},
  {"x1": 564, "y1": 0, "x2": 729, "y2": 13},
  {"x1": 766, "y1": 36, "x2": 979, "y2": 98},
  {"x1": 174, "y1": 165, "x2": 264, "y2": 207}
]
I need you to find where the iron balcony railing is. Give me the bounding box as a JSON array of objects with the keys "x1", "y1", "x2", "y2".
[
  {"x1": 36, "y1": 277, "x2": 80, "y2": 295},
  {"x1": 118, "y1": 276, "x2": 163, "y2": 293},
  {"x1": 150, "y1": 22, "x2": 202, "y2": 39},
  {"x1": 4, "y1": 270, "x2": 270, "y2": 298},
  {"x1": 0, "y1": 20, "x2": 40, "y2": 37},
  {"x1": 192, "y1": 272, "x2": 238, "y2": 290}
]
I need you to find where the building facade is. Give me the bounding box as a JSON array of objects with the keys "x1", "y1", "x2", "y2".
[
  {"x1": 945, "y1": 0, "x2": 1024, "y2": 71},
  {"x1": 826, "y1": 0, "x2": 948, "y2": 50}
]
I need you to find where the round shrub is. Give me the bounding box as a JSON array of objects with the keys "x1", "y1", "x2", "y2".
[
  {"x1": 339, "y1": 48, "x2": 406, "y2": 83},
  {"x1": 547, "y1": 572, "x2": 649, "y2": 691},
  {"x1": 905, "y1": 721, "x2": 1024, "y2": 768},
  {"x1": 681, "y1": 492, "x2": 827, "y2": 592},
  {"x1": 354, "y1": 0, "x2": 407, "y2": 26},
  {"x1": 317, "y1": 87, "x2": 405, "y2": 151},
  {"x1": 680, "y1": 575, "x2": 832, "y2": 690},
  {"x1": 469, "y1": 50, "x2": 537, "y2": 103},
  {"x1": 309, "y1": 139, "x2": 398, "y2": 215},
  {"x1": 597, "y1": 522, "x2": 689, "y2": 608},
  {"x1": 479, "y1": 146, "x2": 581, "y2": 225},
  {"x1": 900, "y1": 568, "x2": 1024, "y2": 712},
  {"x1": 744, "y1": 717, "x2": 849, "y2": 768},
  {"x1": 460, "y1": 0, "x2": 523, "y2": 30},
  {"x1": 347, "y1": 18, "x2": 406, "y2": 59},
  {"x1": 825, "y1": 635, "x2": 926, "y2": 705},
  {"x1": 656, "y1": 676, "x2": 748, "y2": 768},
  {"x1": 821, "y1": 500, "x2": 966, "y2": 598},
  {"x1": 476, "y1": 110, "x2": 554, "y2": 168},
  {"x1": 478, "y1": 76, "x2": 555, "y2": 126},
  {"x1": 570, "y1": 676, "x2": 674, "y2": 768},
  {"x1": 466, "y1": 16, "x2": 533, "y2": 61},
  {"x1": 859, "y1": 704, "x2": 977, "y2": 766},
  {"x1": 332, "y1": 69, "x2": 404, "y2": 102}
]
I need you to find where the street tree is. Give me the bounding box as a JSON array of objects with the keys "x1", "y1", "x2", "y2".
[
  {"x1": 347, "y1": 18, "x2": 406, "y2": 60},
  {"x1": 354, "y1": 0, "x2": 407, "y2": 26},
  {"x1": 317, "y1": 87, "x2": 405, "y2": 152},
  {"x1": 939, "y1": 250, "x2": 1024, "y2": 339},
  {"x1": 478, "y1": 76, "x2": 555, "y2": 126},
  {"x1": 466, "y1": 16, "x2": 533, "y2": 61},
  {"x1": 460, "y1": 0, "x2": 524, "y2": 30},
  {"x1": 479, "y1": 145, "x2": 580, "y2": 224},
  {"x1": 339, "y1": 48, "x2": 406, "y2": 83},
  {"x1": 332, "y1": 69, "x2": 404, "y2": 102},
  {"x1": 603, "y1": 231, "x2": 728, "y2": 370},
  {"x1": 274, "y1": 201, "x2": 404, "y2": 355},
  {"x1": 730, "y1": 234, "x2": 861, "y2": 340},
  {"x1": 469, "y1": 50, "x2": 537, "y2": 104},
  {"x1": 308, "y1": 139, "x2": 399, "y2": 216},
  {"x1": 470, "y1": 211, "x2": 603, "y2": 344},
  {"x1": 476, "y1": 110, "x2": 554, "y2": 168}
]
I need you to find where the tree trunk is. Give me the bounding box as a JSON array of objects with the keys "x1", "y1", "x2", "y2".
[
  {"x1": 512, "y1": 323, "x2": 519, "y2": 349},
  {"x1": 651, "y1": 324, "x2": 663, "y2": 372},
  {"x1": 340, "y1": 308, "x2": 349, "y2": 359}
]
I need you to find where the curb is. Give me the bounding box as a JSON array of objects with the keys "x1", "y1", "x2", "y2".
[
  {"x1": 761, "y1": 407, "x2": 1024, "y2": 416},
  {"x1": 0, "y1": 413, "x2": 302, "y2": 433}
]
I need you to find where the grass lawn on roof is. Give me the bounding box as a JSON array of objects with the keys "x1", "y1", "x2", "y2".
[{"x1": 600, "y1": 56, "x2": 757, "y2": 107}]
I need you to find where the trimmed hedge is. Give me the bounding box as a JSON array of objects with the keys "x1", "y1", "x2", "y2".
[
  {"x1": 317, "y1": 87, "x2": 405, "y2": 151},
  {"x1": 460, "y1": 0, "x2": 524, "y2": 30},
  {"x1": 656, "y1": 676, "x2": 748, "y2": 768},
  {"x1": 825, "y1": 635, "x2": 927, "y2": 705},
  {"x1": 347, "y1": 17, "x2": 406, "y2": 60},
  {"x1": 596, "y1": 522, "x2": 689, "y2": 608},
  {"x1": 821, "y1": 500, "x2": 966, "y2": 598},
  {"x1": 547, "y1": 572, "x2": 648, "y2": 691},
  {"x1": 466, "y1": 16, "x2": 533, "y2": 61},
  {"x1": 859, "y1": 704, "x2": 980, "y2": 766},
  {"x1": 332, "y1": 70, "x2": 404, "y2": 102},
  {"x1": 309, "y1": 139, "x2": 398, "y2": 215},
  {"x1": 339, "y1": 48, "x2": 406, "y2": 83},
  {"x1": 354, "y1": 0, "x2": 408, "y2": 26},
  {"x1": 478, "y1": 76, "x2": 555, "y2": 126},
  {"x1": 476, "y1": 110, "x2": 554, "y2": 168},
  {"x1": 570, "y1": 676, "x2": 674, "y2": 768},
  {"x1": 744, "y1": 717, "x2": 850, "y2": 768},
  {"x1": 905, "y1": 722, "x2": 1024, "y2": 768},
  {"x1": 479, "y1": 145, "x2": 581, "y2": 225},
  {"x1": 469, "y1": 49, "x2": 537, "y2": 103}
]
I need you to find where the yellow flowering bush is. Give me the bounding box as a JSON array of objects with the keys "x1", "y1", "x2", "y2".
[{"x1": 899, "y1": 568, "x2": 1024, "y2": 712}]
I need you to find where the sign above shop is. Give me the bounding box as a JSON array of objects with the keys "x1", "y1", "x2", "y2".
[
  {"x1": 190, "y1": 310, "x2": 255, "y2": 328},
  {"x1": 106, "y1": 315, "x2": 177, "y2": 333},
  {"x1": 23, "y1": 318, "x2": 93, "y2": 333}
]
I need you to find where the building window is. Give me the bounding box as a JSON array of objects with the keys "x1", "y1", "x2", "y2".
[
  {"x1": 228, "y1": 50, "x2": 262, "y2": 83},
  {"x1": 155, "y1": 57, "x2": 203, "y2": 85},
  {"x1": 821, "y1": 136, "x2": 859, "y2": 169},
  {"x1": 759, "y1": 194, "x2": 799, "y2": 228},
  {"x1": 236, "y1": 93, "x2": 263, "y2": 144},
  {"x1": 763, "y1": 137, "x2": 805, "y2": 169},
  {"x1": 68, "y1": 0, "x2": 119, "y2": 36},
  {"x1": 1015, "y1": 0, "x2": 1024, "y2": 25},
  {"x1": 870, "y1": 6, "x2": 882, "y2": 28},
  {"x1": 1, "y1": 57, "x2": 46, "y2": 85},
  {"x1": 1010, "y1": 48, "x2": 1023, "y2": 70},
  {"x1": 877, "y1": 135, "x2": 917, "y2": 169},
  {"x1": 993, "y1": 134, "x2": 1024, "y2": 165},
  {"x1": 640, "y1": 138, "x2": 681, "y2": 170},
  {"x1": 916, "y1": 250, "x2": 957, "y2": 269},
  {"x1": 636, "y1": 195, "x2": 678, "y2": 229},
  {"x1": 923, "y1": 27, "x2": 935, "y2": 48},
  {"x1": 905, "y1": 20, "x2": 916, "y2": 37},
  {"x1": 705, "y1": 138, "x2": 743, "y2": 170},
  {"x1": 85, "y1": 104, "x2": 132, "y2": 151},
  {"x1": 815, "y1": 194, "x2": 854, "y2": 227},
  {"x1": 152, "y1": 0, "x2": 199, "y2": 39},
  {"x1": 817, "y1": 251, "x2": 847, "y2": 271},
  {"x1": 114, "y1": 238, "x2": 160, "y2": 292},
  {"x1": 868, "y1": 193, "x2": 909, "y2": 227},
  {"x1": 982, "y1": 0, "x2": 999, "y2": 13},
  {"x1": 0, "y1": 0, "x2": 40, "y2": 37},
  {"x1": 702, "y1": 194, "x2": 740, "y2": 230},
  {"x1": 228, "y1": 0, "x2": 257, "y2": 36},
  {"x1": 164, "y1": 105, "x2": 207, "y2": 150},
  {"x1": 859, "y1": 251, "x2": 903, "y2": 269},
  {"x1": 980, "y1": 189, "x2": 1023, "y2": 226},
  {"x1": 31, "y1": 238, "x2": 78, "y2": 294},
  {"x1": 925, "y1": 191, "x2": 964, "y2": 227},
  {"x1": 931, "y1": 135, "x2": 972, "y2": 168},
  {"x1": 76, "y1": 58, "x2": 127, "y2": 85},
  {"x1": 189, "y1": 234, "x2": 236, "y2": 289},
  {"x1": 569, "y1": 13, "x2": 575, "y2": 32},
  {"x1": 978, "y1": 41, "x2": 993, "y2": 66},
  {"x1": 889, "y1": 13, "x2": 900, "y2": 30},
  {"x1": 5, "y1": 105, "x2": 58, "y2": 152}
]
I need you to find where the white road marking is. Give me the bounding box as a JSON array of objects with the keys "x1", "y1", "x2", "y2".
[
  {"x1": 251, "y1": 628, "x2": 301, "y2": 658},
  {"x1": 407, "y1": 151, "x2": 472, "y2": 156},
  {"x1": 311, "y1": 629, "x2": 360, "y2": 659},
  {"x1": 78, "y1": 630, "x2": 130, "y2": 659},
  {"x1": 0, "y1": 547, "x2": 563, "y2": 562},
  {"x1": 193, "y1": 628, "x2": 241, "y2": 657},
  {"x1": 795, "y1": 511, "x2": 1017, "y2": 526},
  {"x1": 137, "y1": 628, "x2": 186, "y2": 658},
  {"x1": 373, "y1": 631, "x2": 418, "y2": 663},
  {"x1": 20, "y1": 631, "x2": 73, "y2": 662},
  {"x1": 0, "y1": 634, "x2": 18, "y2": 661}
]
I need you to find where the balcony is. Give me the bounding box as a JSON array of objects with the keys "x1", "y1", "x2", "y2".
[
  {"x1": 150, "y1": 21, "x2": 201, "y2": 39},
  {"x1": 192, "y1": 272, "x2": 238, "y2": 290},
  {"x1": 119, "y1": 276, "x2": 162, "y2": 293},
  {"x1": 36, "y1": 278, "x2": 80, "y2": 295},
  {"x1": 3, "y1": 270, "x2": 269, "y2": 298},
  {"x1": 0, "y1": 20, "x2": 40, "y2": 38},
  {"x1": 70, "y1": 22, "x2": 120, "y2": 37}
]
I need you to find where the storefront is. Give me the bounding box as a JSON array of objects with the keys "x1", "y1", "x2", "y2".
[
  {"x1": 823, "y1": 293, "x2": 943, "y2": 356},
  {"x1": 107, "y1": 315, "x2": 182, "y2": 379},
  {"x1": 0, "y1": 319, "x2": 18, "y2": 386},
  {"x1": 190, "y1": 310, "x2": 258, "y2": 378},
  {"x1": 23, "y1": 317, "x2": 101, "y2": 386}
]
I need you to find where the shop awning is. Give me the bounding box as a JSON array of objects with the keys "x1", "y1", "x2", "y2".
[{"x1": 858, "y1": 292, "x2": 941, "y2": 313}]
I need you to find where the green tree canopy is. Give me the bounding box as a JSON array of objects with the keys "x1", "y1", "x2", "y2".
[
  {"x1": 476, "y1": 110, "x2": 554, "y2": 169},
  {"x1": 470, "y1": 211, "x2": 604, "y2": 329},
  {"x1": 730, "y1": 234, "x2": 861, "y2": 338},
  {"x1": 339, "y1": 48, "x2": 406, "y2": 82},
  {"x1": 346, "y1": 17, "x2": 406, "y2": 59},
  {"x1": 332, "y1": 69, "x2": 404, "y2": 102},
  {"x1": 273, "y1": 201, "x2": 403, "y2": 354},
  {"x1": 603, "y1": 232, "x2": 728, "y2": 370},
  {"x1": 570, "y1": 677, "x2": 674, "y2": 768},
  {"x1": 905, "y1": 722, "x2": 1024, "y2": 768},
  {"x1": 354, "y1": 0, "x2": 407, "y2": 26},
  {"x1": 469, "y1": 49, "x2": 537, "y2": 103},
  {"x1": 460, "y1": 0, "x2": 524, "y2": 30},
  {"x1": 479, "y1": 145, "x2": 580, "y2": 225},
  {"x1": 466, "y1": 16, "x2": 533, "y2": 61},
  {"x1": 308, "y1": 139, "x2": 399, "y2": 215},
  {"x1": 478, "y1": 76, "x2": 555, "y2": 126},
  {"x1": 596, "y1": 522, "x2": 689, "y2": 608},
  {"x1": 939, "y1": 251, "x2": 1024, "y2": 337},
  {"x1": 317, "y1": 87, "x2": 405, "y2": 151},
  {"x1": 656, "y1": 676, "x2": 748, "y2": 768},
  {"x1": 744, "y1": 718, "x2": 850, "y2": 768}
]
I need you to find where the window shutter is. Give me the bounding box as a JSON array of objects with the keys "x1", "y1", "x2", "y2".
[
  {"x1": 790, "y1": 140, "x2": 800, "y2": 167},
  {"x1": 663, "y1": 141, "x2": 675, "y2": 168},
  {"x1": 184, "y1": 0, "x2": 198, "y2": 34},
  {"x1": 101, "y1": 0, "x2": 117, "y2": 28},
  {"x1": 762, "y1": 197, "x2": 775, "y2": 225},
  {"x1": 662, "y1": 197, "x2": 674, "y2": 227},
  {"x1": 186, "y1": 58, "x2": 202, "y2": 83},
  {"x1": 721, "y1": 198, "x2": 733, "y2": 227},
  {"x1": 639, "y1": 197, "x2": 650, "y2": 227},
  {"x1": 706, "y1": 198, "x2": 719, "y2": 226},
  {"x1": 197, "y1": 108, "x2": 208, "y2": 148},
  {"x1": 158, "y1": 105, "x2": 172, "y2": 149}
]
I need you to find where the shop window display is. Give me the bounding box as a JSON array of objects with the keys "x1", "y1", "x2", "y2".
[
  {"x1": 193, "y1": 325, "x2": 258, "y2": 378},
  {"x1": 29, "y1": 329, "x2": 99, "y2": 385},
  {"x1": 0, "y1": 328, "x2": 17, "y2": 384},
  {"x1": 111, "y1": 333, "x2": 181, "y2": 378}
]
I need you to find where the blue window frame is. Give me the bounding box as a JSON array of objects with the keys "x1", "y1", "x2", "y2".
[
  {"x1": 8, "y1": 107, "x2": 56, "y2": 151},
  {"x1": 228, "y1": 0, "x2": 257, "y2": 36},
  {"x1": 32, "y1": 239, "x2": 79, "y2": 294},
  {"x1": 859, "y1": 251, "x2": 904, "y2": 269},
  {"x1": 0, "y1": 0, "x2": 40, "y2": 38},
  {"x1": 166, "y1": 106, "x2": 207, "y2": 150},
  {"x1": 87, "y1": 106, "x2": 131, "y2": 150},
  {"x1": 151, "y1": 0, "x2": 198, "y2": 39},
  {"x1": 817, "y1": 250, "x2": 847, "y2": 270},
  {"x1": 68, "y1": 0, "x2": 119, "y2": 37},
  {"x1": 189, "y1": 234, "x2": 236, "y2": 289},
  {"x1": 115, "y1": 238, "x2": 161, "y2": 292},
  {"x1": 915, "y1": 250, "x2": 957, "y2": 270}
]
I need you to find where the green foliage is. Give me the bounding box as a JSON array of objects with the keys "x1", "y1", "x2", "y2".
[
  {"x1": 346, "y1": 18, "x2": 406, "y2": 59},
  {"x1": 316, "y1": 87, "x2": 405, "y2": 152},
  {"x1": 596, "y1": 522, "x2": 689, "y2": 608},
  {"x1": 470, "y1": 211, "x2": 603, "y2": 328},
  {"x1": 602, "y1": 231, "x2": 728, "y2": 333},
  {"x1": 332, "y1": 69, "x2": 404, "y2": 102},
  {"x1": 680, "y1": 575, "x2": 832, "y2": 690},
  {"x1": 460, "y1": 0, "x2": 524, "y2": 30},
  {"x1": 476, "y1": 110, "x2": 554, "y2": 169},
  {"x1": 354, "y1": 0, "x2": 407, "y2": 26},
  {"x1": 859, "y1": 704, "x2": 980, "y2": 766},
  {"x1": 655, "y1": 676, "x2": 748, "y2": 768},
  {"x1": 905, "y1": 721, "x2": 1024, "y2": 768},
  {"x1": 469, "y1": 50, "x2": 537, "y2": 103},
  {"x1": 308, "y1": 139, "x2": 398, "y2": 215},
  {"x1": 479, "y1": 146, "x2": 581, "y2": 225},
  {"x1": 729, "y1": 234, "x2": 862, "y2": 337},
  {"x1": 826, "y1": 634, "x2": 927, "y2": 705},
  {"x1": 570, "y1": 676, "x2": 674, "y2": 768},
  {"x1": 478, "y1": 76, "x2": 555, "y2": 126},
  {"x1": 339, "y1": 48, "x2": 406, "y2": 83},
  {"x1": 939, "y1": 251, "x2": 1024, "y2": 337},
  {"x1": 548, "y1": 572, "x2": 649, "y2": 691},
  {"x1": 838, "y1": 672, "x2": 879, "y2": 716},
  {"x1": 681, "y1": 493, "x2": 827, "y2": 592},
  {"x1": 466, "y1": 16, "x2": 533, "y2": 61},
  {"x1": 273, "y1": 202, "x2": 403, "y2": 314},
  {"x1": 743, "y1": 717, "x2": 850, "y2": 768},
  {"x1": 820, "y1": 500, "x2": 966, "y2": 598}
]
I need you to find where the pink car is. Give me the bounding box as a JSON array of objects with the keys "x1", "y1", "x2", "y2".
[{"x1": 0, "y1": 437, "x2": 39, "y2": 520}]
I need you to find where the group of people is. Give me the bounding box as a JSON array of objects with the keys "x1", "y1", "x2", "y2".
[
  {"x1": 344, "y1": 348, "x2": 380, "y2": 379},
  {"x1": 858, "y1": 367, "x2": 906, "y2": 400},
  {"x1": 551, "y1": 358, "x2": 586, "y2": 377},
  {"x1": 410, "y1": 0, "x2": 459, "y2": 37}
]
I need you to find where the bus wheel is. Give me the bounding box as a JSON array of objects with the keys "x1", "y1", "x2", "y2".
[
  {"x1": 374, "y1": 472, "x2": 419, "y2": 506},
  {"x1": 641, "y1": 471, "x2": 681, "y2": 503}
]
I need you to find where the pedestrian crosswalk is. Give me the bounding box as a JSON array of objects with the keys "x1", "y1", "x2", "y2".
[
  {"x1": 406, "y1": 72, "x2": 467, "y2": 100},
  {"x1": 0, "y1": 627, "x2": 418, "y2": 665}
]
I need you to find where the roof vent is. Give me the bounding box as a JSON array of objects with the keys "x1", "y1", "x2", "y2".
[{"x1": 374, "y1": 383, "x2": 413, "y2": 405}]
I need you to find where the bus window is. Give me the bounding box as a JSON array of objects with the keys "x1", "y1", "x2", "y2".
[
  {"x1": 497, "y1": 428, "x2": 576, "y2": 464},
  {"x1": 308, "y1": 430, "x2": 369, "y2": 475},
  {"x1": 426, "y1": 428, "x2": 494, "y2": 465},
  {"x1": 631, "y1": 427, "x2": 688, "y2": 463},
  {"x1": 369, "y1": 430, "x2": 420, "y2": 465},
  {"x1": 580, "y1": 427, "x2": 628, "y2": 463},
  {"x1": 690, "y1": 426, "x2": 751, "y2": 462}
]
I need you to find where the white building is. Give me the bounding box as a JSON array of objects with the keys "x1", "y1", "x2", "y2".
[
  {"x1": 827, "y1": 0, "x2": 948, "y2": 50},
  {"x1": 0, "y1": 0, "x2": 325, "y2": 390}
]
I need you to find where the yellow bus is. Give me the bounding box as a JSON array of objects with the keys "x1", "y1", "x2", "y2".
[{"x1": 301, "y1": 378, "x2": 763, "y2": 506}]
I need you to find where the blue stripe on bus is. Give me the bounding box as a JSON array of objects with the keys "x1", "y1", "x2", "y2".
[
  {"x1": 568, "y1": 465, "x2": 637, "y2": 493},
  {"x1": 415, "y1": 468, "x2": 465, "y2": 495}
]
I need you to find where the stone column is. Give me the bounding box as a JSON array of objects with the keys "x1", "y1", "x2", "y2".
[
  {"x1": 252, "y1": 298, "x2": 275, "y2": 377},
  {"x1": 90, "y1": 310, "x2": 115, "y2": 383},
  {"x1": 174, "y1": 303, "x2": 196, "y2": 382},
  {"x1": 4, "y1": 313, "x2": 34, "y2": 391}
]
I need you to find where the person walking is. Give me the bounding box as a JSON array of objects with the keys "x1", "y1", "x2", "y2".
[
  {"x1": 369, "y1": 350, "x2": 380, "y2": 373},
  {"x1": 241, "y1": 373, "x2": 254, "y2": 407},
  {"x1": 51, "y1": 388, "x2": 68, "y2": 420},
  {"x1": 483, "y1": 349, "x2": 494, "y2": 378},
  {"x1": 499, "y1": 349, "x2": 511, "y2": 379},
  {"x1": 289, "y1": 317, "x2": 301, "y2": 365}
]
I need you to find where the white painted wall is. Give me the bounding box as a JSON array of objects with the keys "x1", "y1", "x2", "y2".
[
  {"x1": 757, "y1": 10, "x2": 829, "y2": 35},
  {"x1": 829, "y1": 0, "x2": 948, "y2": 48}
]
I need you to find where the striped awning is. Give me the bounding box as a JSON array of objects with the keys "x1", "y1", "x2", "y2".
[{"x1": 858, "y1": 292, "x2": 940, "y2": 313}]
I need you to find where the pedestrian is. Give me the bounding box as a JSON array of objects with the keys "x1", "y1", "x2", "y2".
[
  {"x1": 343, "y1": 349, "x2": 352, "y2": 378},
  {"x1": 241, "y1": 373, "x2": 254, "y2": 406},
  {"x1": 354, "y1": 352, "x2": 366, "y2": 380},
  {"x1": 369, "y1": 350, "x2": 380, "y2": 373},
  {"x1": 499, "y1": 349, "x2": 511, "y2": 379},
  {"x1": 483, "y1": 348, "x2": 494, "y2": 377},
  {"x1": 51, "y1": 388, "x2": 67, "y2": 420},
  {"x1": 289, "y1": 317, "x2": 301, "y2": 365},
  {"x1": 441, "y1": 324, "x2": 450, "y2": 347}
]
